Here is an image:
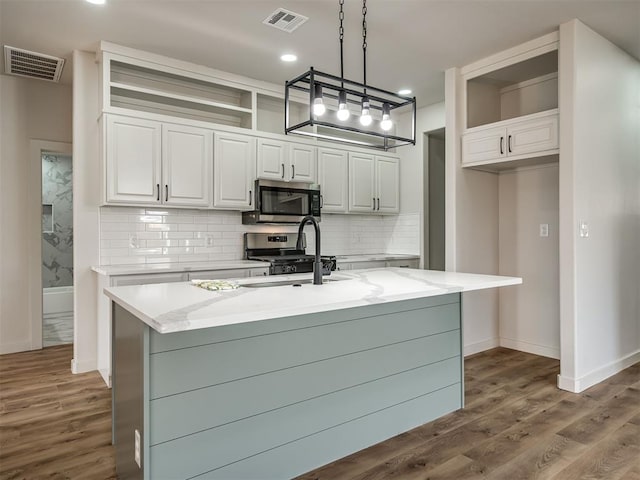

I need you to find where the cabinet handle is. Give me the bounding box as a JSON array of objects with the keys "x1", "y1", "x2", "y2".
[
  {"x1": 377, "y1": 198, "x2": 380, "y2": 211},
  {"x1": 372, "y1": 198, "x2": 376, "y2": 210},
  {"x1": 165, "y1": 185, "x2": 168, "y2": 202},
  {"x1": 500, "y1": 137, "x2": 504, "y2": 155},
  {"x1": 156, "y1": 184, "x2": 160, "y2": 201},
  {"x1": 249, "y1": 190, "x2": 252, "y2": 206},
  {"x1": 291, "y1": 164, "x2": 295, "y2": 179},
  {"x1": 281, "y1": 163, "x2": 285, "y2": 179},
  {"x1": 508, "y1": 135, "x2": 512, "y2": 153}
]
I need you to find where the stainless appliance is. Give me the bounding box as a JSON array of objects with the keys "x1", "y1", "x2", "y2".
[
  {"x1": 245, "y1": 232, "x2": 336, "y2": 276},
  {"x1": 242, "y1": 180, "x2": 321, "y2": 224}
]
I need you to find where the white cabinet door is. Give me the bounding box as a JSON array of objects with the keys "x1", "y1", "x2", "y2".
[
  {"x1": 289, "y1": 144, "x2": 316, "y2": 183},
  {"x1": 214, "y1": 132, "x2": 256, "y2": 210},
  {"x1": 507, "y1": 114, "x2": 558, "y2": 157},
  {"x1": 256, "y1": 138, "x2": 287, "y2": 181},
  {"x1": 349, "y1": 152, "x2": 376, "y2": 213},
  {"x1": 106, "y1": 115, "x2": 162, "y2": 204},
  {"x1": 376, "y1": 156, "x2": 400, "y2": 213},
  {"x1": 461, "y1": 125, "x2": 507, "y2": 164},
  {"x1": 318, "y1": 148, "x2": 348, "y2": 213},
  {"x1": 162, "y1": 124, "x2": 213, "y2": 207}
]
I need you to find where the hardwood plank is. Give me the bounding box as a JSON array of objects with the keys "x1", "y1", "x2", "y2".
[
  {"x1": 558, "y1": 387, "x2": 640, "y2": 445},
  {"x1": 552, "y1": 422, "x2": 640, "y2": 480}
]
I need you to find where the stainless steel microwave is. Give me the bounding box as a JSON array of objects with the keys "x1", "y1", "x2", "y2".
[{"x1": 242, "y1": 180, "x2": 321, "y2": 224}]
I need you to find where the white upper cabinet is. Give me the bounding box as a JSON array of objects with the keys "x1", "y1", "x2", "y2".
[
  {"x1": 162, "y1": 124, "x2": 213, "y2": 207},
  {"x1": 289, "y1": 143, "x2": 316, "y2": 183},
  {"x1": 348, "y1": 153, "x2": 400, "y2": 214},
  {"x1": 213, "y1": 132, "x2": 256, "y2": 210},
  {"x1": 376, "y1": 156, "x2": 400, "y2": 213},
  {"x1": 257, "y1": 139, "x2": 316, "y2": 183},
  {"x1": 317, "y1": 148, "x2": 348, "y2": 213},
  {"x1": 256, "y1": 138, "x2": 288, "y2": 181},
  {"x1": 349, "y1": 153, "x2": 376, "y2": 213},
  {"x1": 106, "y1": 115, "x2": 162, "y2": 204},
  {"x1": 462, "y1": 110, "x2": 558, "y2": 167}
]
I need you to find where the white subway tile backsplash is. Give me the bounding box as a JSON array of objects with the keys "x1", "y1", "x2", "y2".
[{"x1": 98, "y1": 207, "x2": 419, "y2": 266}]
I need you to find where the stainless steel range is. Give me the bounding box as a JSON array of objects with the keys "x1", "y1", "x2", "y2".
[{"x1": 244, "y1": 233, "x2": 336, "y2": 276}]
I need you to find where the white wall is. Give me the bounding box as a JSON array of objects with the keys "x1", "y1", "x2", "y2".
[
  {"x1": 558, "y1": 20, "x2": 640, "y2": 392},
  {"x1": 72, "y1": 50, "x2": 101, "y2": 373},
  {"x1": 499, "y1": 164, "x2": 559, "y2": 359},
  {"x1": 398, "y1": 102, "x2": 445, "y2": 216},
  {"x1": 0, "y1": 75, "x2": 72, "y2": 354}
]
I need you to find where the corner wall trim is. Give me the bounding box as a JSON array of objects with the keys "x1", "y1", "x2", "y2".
[
  {"x1": 499, "y1": 337, "x2": 560, "y2": 360},
  {"x1": 558, "y1": 349, "x2": 640, "y2": 393},
  {"x1": 71, "y1": 357, "x2": 97, "y2": 374},
  {"x1": 0, "y1": 341, "x2": 36, "y2": 355},
  {"x1": 464, "y1": 338, "x2": 499, "y2": 357}
]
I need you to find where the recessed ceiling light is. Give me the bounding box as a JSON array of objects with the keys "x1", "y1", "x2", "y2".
[
  {"x1": 86, "y1": 0, "x2": 106, "y2": 4},
  {"x1": 280, "y1": 54, "x2": 297, "y2": 62},
  {"x1": 398, "y1": 89, "x2": 412, "y2": 96}
]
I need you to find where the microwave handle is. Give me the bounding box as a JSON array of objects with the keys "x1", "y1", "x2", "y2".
[
  {"x1": 249, "y1": 190, "x2": 252, "y2": 206},
  {"x1": 320, "y1": 195, "x2": 324, "y2": 208}
]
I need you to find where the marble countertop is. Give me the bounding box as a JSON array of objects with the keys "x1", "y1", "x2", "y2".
[
  {"x1": 91, "y1": 260, "x2": 268, "y2": 276},
  {"x1": 104, "y1": 268, "x2": 521, "y2": 334}
]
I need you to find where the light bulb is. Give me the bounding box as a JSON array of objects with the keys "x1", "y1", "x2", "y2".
[
  {"x1": 380, "y1": 103, "x2": 393, "y2": 131},
  {"x1": 312, "y1": 83, "x2": 325, "y2": 116},
  {"x1": 360, "y1": 96, "x2": 372, "y2": 127},
  {"x1": 337, "y1": 90, "x2": 350, "y2": 121},
  {"x1": 313, "y1": 98, "x2": 326, "y2": 116}
]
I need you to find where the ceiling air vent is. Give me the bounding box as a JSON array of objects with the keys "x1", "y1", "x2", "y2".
[
  {"x1": 3, "y1": 45, "x2": 65, "y2": 82},
  {"x1": 262, "y1": 8, "x2": 308, "y2": 33}
]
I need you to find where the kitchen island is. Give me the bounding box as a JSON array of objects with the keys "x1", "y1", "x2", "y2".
[{"x1": 104, "y1": 268, "x2": 521, "y2": 480}]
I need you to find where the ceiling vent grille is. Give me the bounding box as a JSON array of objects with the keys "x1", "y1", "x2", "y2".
[
  {"x1": 262, "y1": 8, "x2": 308, "y2": 33},
  {"x1": 3, "y1": 45, "x2": 65, "y2": 82}
]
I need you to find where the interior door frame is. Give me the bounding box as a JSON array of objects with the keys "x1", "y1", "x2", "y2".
[{"x1": 29, "y1": 140, "x2": 72, "y2": 350}]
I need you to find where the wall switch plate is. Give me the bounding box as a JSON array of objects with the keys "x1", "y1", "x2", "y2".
[
  {"x1": 539, "y1": 224, "x2": 549, "y2": 237},
  {"x1": 134, "y1": 429, "x2": 141, "y2": 468},
  {"x1": 129, "y1": 233, "x2": 139, "y2": 249},
  {"x1": 579, "y1": 221, "x2": 589, "y2": 238}
]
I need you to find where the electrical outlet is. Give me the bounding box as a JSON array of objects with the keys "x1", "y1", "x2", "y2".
[
  {"x1": 206, "y1": 234, "x2": 214, "y2": 247},
  {"x1": 539, "y1": 223, "x2": 549, "y2": 237},
  {"x1": 579, "y1": 221, "x2": 589, "y2": 238},
  {"x1": 134, "y1": 429, "x2": 141, "y2": 468},
  {"x1": 129, "y1": 233, "x2": 139, "y2": 249}
]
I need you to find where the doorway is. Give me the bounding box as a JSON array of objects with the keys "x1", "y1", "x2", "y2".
[
  {"x1": 424, "y1": 128, "x2": 445, "y2": 270},
  {"x1": 41, "y1": 153, "x2": 74, "y2": 347}
]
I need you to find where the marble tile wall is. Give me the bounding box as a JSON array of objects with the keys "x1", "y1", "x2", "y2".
[
  {"x1": 42, "y1": 155, "x2": 73, "y2": 287},
  {"x1": 99, "y1": 206, "x2": 420, "y2": 265}
]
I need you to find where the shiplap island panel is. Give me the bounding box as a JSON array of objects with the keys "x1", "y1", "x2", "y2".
[{"x1": 105, "y1": 268, "x2": 521, "y2": 479}]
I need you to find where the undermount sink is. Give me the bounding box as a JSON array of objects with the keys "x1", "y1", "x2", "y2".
[{"x1": 241, "y1": 277, "x2": 346, "y2": 288}]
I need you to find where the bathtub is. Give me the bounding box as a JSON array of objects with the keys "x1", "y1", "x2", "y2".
[{"x1": 43, "y1": 285, "x2": 74, "y2": 317}]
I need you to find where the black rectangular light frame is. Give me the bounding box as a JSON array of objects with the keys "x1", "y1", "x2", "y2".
[{"x1": 285, "y1": 68, "x2": 416, "y2": 151}]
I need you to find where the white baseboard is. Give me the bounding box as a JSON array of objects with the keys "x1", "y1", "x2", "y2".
[
  {"x1": 499, "y1": 337, "x2": 560, "y2": 360},
  {"x1": 557, "y1": 349, "x2": 640, "y2": 393},
  {"x1": 71, "y1": 357, "x2": 97, "y2": 374},
  {"x1": 464, "y1": 338, "x2": 500, "y2": 357},
  {"x1": 0, "y1": 340, "x2": 35, "y2": 355},
  {"x1": 98, "y1": 367, "x2": 111, "y2": 388}
]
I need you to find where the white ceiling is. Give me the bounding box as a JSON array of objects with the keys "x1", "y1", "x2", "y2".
[{"x1": 1, "y1": 0, "x2": 638, "y2": 106}]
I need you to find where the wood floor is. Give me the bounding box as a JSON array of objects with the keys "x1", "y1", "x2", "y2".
[{"x1": 1, "y1": 346, "x2": 638, "y2": 480}]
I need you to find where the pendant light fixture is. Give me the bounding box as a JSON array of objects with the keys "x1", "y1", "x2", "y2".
[{"x1": 284, "y1": 0, "x2": 416, "y2": 151}]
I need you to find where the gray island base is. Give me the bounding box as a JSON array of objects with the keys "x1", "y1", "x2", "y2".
[{"x1": 107, "y1": 268, "x2": 521, "y2": 479}]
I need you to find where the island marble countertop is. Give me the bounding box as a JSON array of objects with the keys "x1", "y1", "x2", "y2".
[
  {"x1": 104, "y1": 268, "x2": 522, "y2": 334},
  {"x1": 336, "y1": 254, "x2": 419, "y2": 262}
]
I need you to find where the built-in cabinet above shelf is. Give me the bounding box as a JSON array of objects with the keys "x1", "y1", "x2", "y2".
[{"x1": 461, "y1": 39, "x2": 559, "y2": 171}]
